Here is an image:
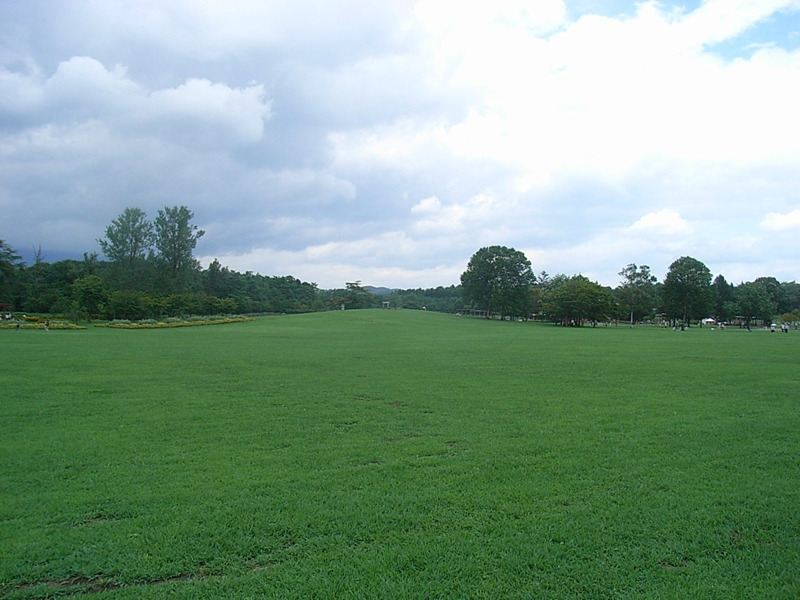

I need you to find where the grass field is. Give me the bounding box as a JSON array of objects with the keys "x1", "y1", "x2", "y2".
[{"x1": 2, "y1": 310, "x2": 798, "y2": 599}]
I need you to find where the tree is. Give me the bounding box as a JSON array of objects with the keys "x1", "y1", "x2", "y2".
[
  {"x1": 344, "y1": 281, "x2": 375, "y2": 309},
  {"x1": 204, "y1": 258, "x2": 231, "y2": 297},
  {"x1": 616, "y1": 263, "x2": 657, "y2": 324},
  {"x1": 154, "y1": 205, "x2": 205, "y2": 292},
  {"x1": 712, "y1": 274, "x2": 735, "y2": 321},
  {"x1": 543, "y1": 275, "x2": 616, "y2": 325},
  {"x1": 98, "y1": 207, "x2": 154, "y2": 267},
  {"x1": 386, "y1": 285, "x2": 462, "y2": 312},
  {"x1": 536, "y1": 271, "x2": 551, "y2": 287},
  {"x1": 780, "y1": 281, "x2": 800, "y2": 315},
  {"x1": 661, "y1": 256, "x2": 713, "y2": 325},
  {"x1": 461, "y1": 246, "x2": 535, "y2": 318},
  {"x1": 0, "y1": 240, "x2": 24, "y2": 307},
  {"x1": 71, "y1": 275, "x2": 108, "y2": 319},
  {"x1": 754, "y1": 277, "x2": 789, "y2": 314},
  {"x1": 735, "y1": 281, "x2": 776, "y2": 327},
  {"x1": 98, "y1": 207, "x2": 154, "y2": 290}
]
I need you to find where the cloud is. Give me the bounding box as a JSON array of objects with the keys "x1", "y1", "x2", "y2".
[
  {"x1": 44, "y1": 57, "x2": 139, "y2": 116},
  {"x1": 761, "y1": 209, "x2": 800, "y2": 230},
  {"x1": 630, "y1": 209, "x2": 693, "y2": 235},
  {"x1": 678, "y1": 0, "x2": 800, "y2": 49},
  {"x1": 410, "y1": 193, "x2": 505, "y2": 237},
  {"x1": 2, "y1": 1, "x2": 800, "y2": 288},
  {"x1": 2, "y1": 56, "x2": 271, "y2": 147},
  {"x1": 201, "y1": 233, "x2": 466, "y2": 290},
  {"x1": 413, "y1": 0, "x2": 800, "y2": 185},
  {"x1": 146, "y1": 78, "x2": 270, "y2": 145}
]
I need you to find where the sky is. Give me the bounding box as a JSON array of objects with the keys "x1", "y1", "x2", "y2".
[{"x1": 2, "y1": 0, "x2": 799, "y2": 290}]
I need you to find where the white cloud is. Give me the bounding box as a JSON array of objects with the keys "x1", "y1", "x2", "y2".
[
  {"x1": 0, "y1": 67, "x2": 44, "y2": 115},
  {"x1": 404, "y1": 0, "x2": 800, "y2": 187},
  {"x1": 411, "y1": 196, "x2": 441, "y2": 214},
  {"x1": 329, "y1": 118, "x2": 448, "y2": 171},
  {"x1": 630, "y1": 209, "x2": 693, "y2": 235},
  {"x1": 147, "y1": 78, "x2": 270, "y2": 144},
  {"x1": 3, "y1": 56, "x2": 271, "y2": 147},
  {"x1": 45, "y1": 57, "x2": 139, "y2": 113},
  {"x1": 761, "y1": 209, "x2": 800, "y2": 230},
  {"x1": 408, "y1": 193, "x2": 512, "y2": 242},
  {"x1": 677, "y1": 0, "x2": 800, "y2": 49}
]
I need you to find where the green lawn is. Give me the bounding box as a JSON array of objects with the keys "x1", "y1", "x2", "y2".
[{"x1": 2, "y1": 310, "x2": 798, "y2": 599}]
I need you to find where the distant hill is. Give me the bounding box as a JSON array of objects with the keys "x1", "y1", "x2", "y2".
[{"x1": 364, "y1": 286, "x2": 394, "y2": 295}]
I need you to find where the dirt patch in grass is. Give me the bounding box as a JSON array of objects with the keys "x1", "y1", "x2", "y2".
[{"x1": 12, "y1": 571, "x2": 205, "y2": 596}]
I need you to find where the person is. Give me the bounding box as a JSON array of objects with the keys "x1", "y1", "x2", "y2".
[
  {"x1": 782, "y1": 323, "x2": 789, "y2": 333},
  {"x1": 44, "y1": 319, "x2": 50, "y2": 331}
]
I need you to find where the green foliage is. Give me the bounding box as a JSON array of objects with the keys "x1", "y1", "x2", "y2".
[
  {"x1": 98, "y1": 207, "x2": 154, "y2": 267},
  {"x1": 735, "y1": 281, "x2": 776, "y2": 325},
  {"x1": 71, "y1": 275, "x2": 108, "y2": 319},
  {"x1": 204, "y1": 258, "x2": 230, "y2": 296},
  {"x1": 0, "y1": 239, "x2": 24, "y2": 306},
  {"x1": 98, "y1": 207, "x2": 155, "y2": 291},
  {"x1": 2, "y1": 311, "x2": 799, "y2": 598},
  {"x1": 8, "y1": 215, "x2": 800, "y2": 330},
  {"x1": 154, "y1": 205, "x2": 205, "y2": 292},
  {"x1": 754, "y1": 276, "x2": 790, "y2": 314},
  {"x1": 344, "y1": 281, "x2": 376, "y2": 309},
  {"x1": 386, "y1": 285, "x2": 462, "y2": 312},
  {"x1": 712, "y1": 274, "x2": 735, "y2": 321},
  {"x1": 617, "y1": 263, "x2": 658, "y2": 323},
  {"x1": 662, "y1": 256, "x2": 713, "y2": 323},
  {"x1": 461, "y1": 245, "x2": 535, "y2": 318},
  {"x1": 543, "y1": 275, "x2": 616, "y2": 324},
  {"x1": 781, "y1": 281, "x2": 800, "y2": 314}
]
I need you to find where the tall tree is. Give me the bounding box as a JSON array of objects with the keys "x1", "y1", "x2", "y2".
[
  {"x1": 617, "y1": 263, "x2": 657, "y2": 324},
  {"x1": 98, "y1": 207, "x2": 154, "y2": 267},
  {"x1": 98, "y1": 207, "x2": 154, "y2": 290},
  {"x1": 204, "y1": 258, "x2": 231, "y2": 297},
  {"x1": 460, "y1": 245, "x2": 534, "y2": 318},
  {"x1": 712, "y1": 274, "x2": 735, "y2": 321},
  {"x1": 0, "y1": 240, "x2": 24, "y2": 307},
  {"x1": 661, "y1": 256, "x2": 713, "y2": 325},
  {"x1": 154, "y1": 206, "x2": 205, "y2": 292}
]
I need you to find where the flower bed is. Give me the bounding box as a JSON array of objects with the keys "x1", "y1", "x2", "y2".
[
  {"x1": 99, "y1": 316, "x2": 255, "y2": 329},
  {"x1": 0, "y1": 320, "x2": 85, "y2": 330}
]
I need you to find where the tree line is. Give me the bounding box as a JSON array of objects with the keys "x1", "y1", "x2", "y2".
[
  {"x1": 0, "y1": 206, "x2": 322, "y2": 319},
  {"x1": 460, "y1": 246, "x2": 800, "y2": 327},
  {"x1": 0, "y1": 206, "x2": 462, "y2": 319},
  {"x1": 1, "y1": 216, "x2": 798, "y2": 325}
]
